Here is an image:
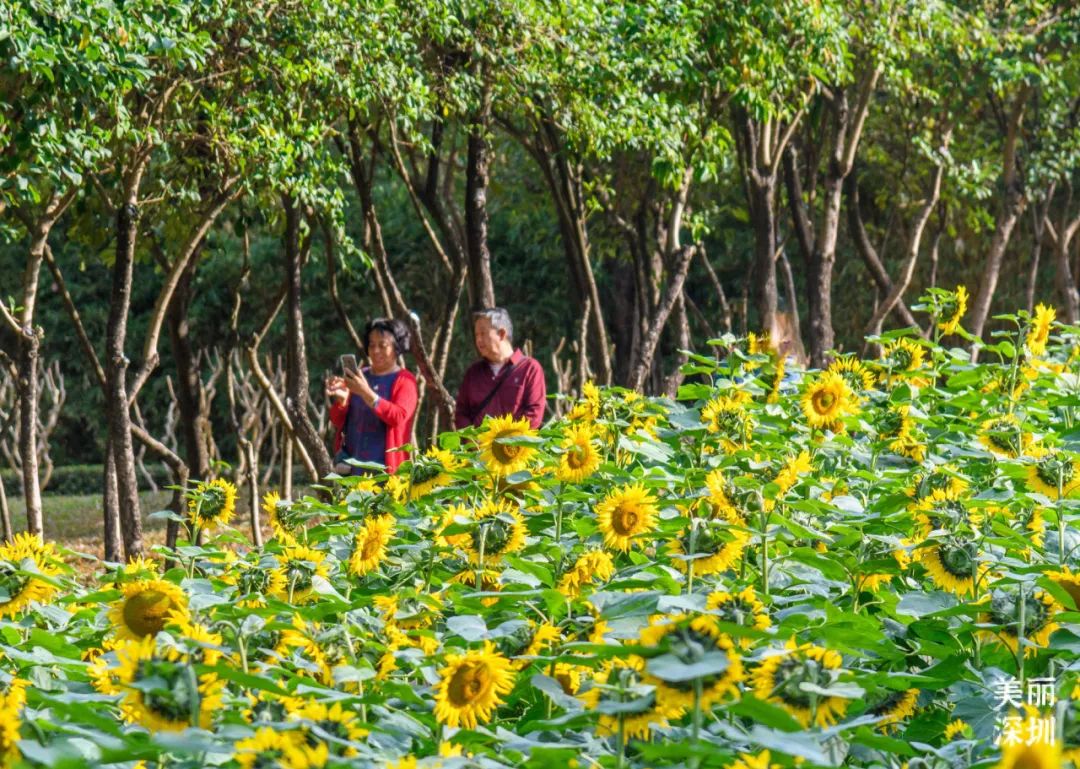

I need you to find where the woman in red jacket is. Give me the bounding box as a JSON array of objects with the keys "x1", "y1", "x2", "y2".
[{"x1": 326, "y1": 318, "x2": 418, "y2": 475}]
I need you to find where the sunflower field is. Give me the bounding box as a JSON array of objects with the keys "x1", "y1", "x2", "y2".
[{"x1": 2, "y1": 293, "x2": 1080, "y2": 769}]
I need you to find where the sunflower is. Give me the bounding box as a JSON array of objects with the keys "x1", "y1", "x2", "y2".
[
  {"x1": 595, "y1": 482, "x2": 659, "y2": 552},
  {"x1": 277, "y1": 616, "x2": 334, "y2": 685},
  {"x1": 751, "y1": 640, "x2": 849, "y2": 727},
  {"x1": 551, "y1": 663, "x2": 583, "y2": 696},
  {"x1": 907, "y1": 465, "x2": 969, "y2": 502},
  {"x1": 579, "y1": 655, "x2": 680, "y2": 739},
  {"x1": 701, "y1": 395, "x2": 755, "y2": 453},
  {"x1": 944, "y1": 719, "x2": 970, "y2": 740},
  {"x1": 747, "y1": 331, "x2": 775, "y2": 362},
  {"x1": 1026, "y1": 304, "x2": 1056, "y2": 358},
  {"x1": 980, "y1": 414, "x2": 1033, "y2": 459},
  {"x1": 869, "y1": 688, "x2": 919, "y2": 732},
  {"x1": 272, "y1": 545, "x2": 331, "y2": 604},
  {"x1": 1027, "y1": 451, "x2": 1080, "y2": 499},
  {"x1": 916, "y1": 538, "x2": 985, "y2": 596},
  {"x1": 557, "y1": 549, "x2": 616, "y2": 597},
  {"x1": 882, "y1": 338, "x2": 926, "y2": 373},
  {"x1": 938, "y1": 286, "x2": 969, "y2": 336},
  {"x1": 856, "y1": 544, "x2": 911, "y2": 593},
  {"x1": 433, "y1": 642, "x2": 516, "y2": 729},
  {"x1": 109, "y1": 579, "x2": 189, "y2": 641},
  {"x1": 448, "y1": 568, "x2": 501, "y2": 605},
  {"x1": 234, "y1": 727, "x2": 325, "y2": 769},
  {"x1": 0, "y1": 677, "x2": 25, "y2": 767},
  {"x1": 767, "y1": 450, "x2": 812, "y2": 510},
  {"x1": 477, "y1": 414, "x2": 536, "y2": 477},
  {"x1": 766, "y1": 355, "x2": 786, "y2": 404},
  {"x1": 912, "y1": 490, "x2": 973, "y2": 539},
  {"x1": 435, "y1": 505, "x2": 473, "y2": 551},
  {"x1": 291, "y1": 700, "x2": 367, "y2": 758},
  {"x1": 227, "y1": 557, "x2": 289, "y2": 607},
  {"x1": 555, "y1": 423, "x2": 602, "y2": 483},
  {"x1": 406, "y1": 448, "x2": 462, "y2": 500},
  {"x1": 373, "y1": 593, "x2": 441, "y2": 631},
  {"x1": 188, "y1": 478, "x2": 237, "y2": 530},
  {"x1": 1048, "y1": 566, "x2": 1080, "y2": 607},
  {"x1": 349, "y1": 515, "x2": 395, "y2": 576},
  {"x1": 111, "y1": 635, "x2": 224, "y2": 733},
  {"x1": 639, "y1": 614, "x2": 744, "y2": 712},
  {"x1": 996, "y1": 739, "x2": 1060, "y2": 769},
  {"x1": 263, "y1": 491, "x2": 302, "y2": 543},
  {"x1": 704, "y1": 469, "x2": 742, "y2": 521},
  {"x1": 890, "y1": 432, "x2": 927, "y2": 462},
  {"x1": 729, "y1": 750, "x2": 781, "y2": 769},
  {"x1": 567, "y1": 381, "x2": 601, "y2": 422},
  {"x1": 460, "y1": 499, "x2": 526, "y2": 564},
  {"x1": 800, "y1": 371, "x2": 855, "y2": 429},
  {"x1": 706, "y1": 587, "x2": 771, "y2": 648},
  {"x1": 0, "y1": 532, "x2": 61, "y2": 619},
  {"x1": 828, "y1": 355, "x2": 876, "y2": 394},
  {"x1": 668, "y1": 521, "x2": 750, "y2": 576},
  {"x1": 981, "y1": 588, "x2": 1061, "y2": 655},
  {"x1": 507, "y1": 622, "x2": 562, "y2": 670}
]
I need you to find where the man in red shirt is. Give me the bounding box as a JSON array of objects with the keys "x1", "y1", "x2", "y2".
[{"x1": 454, "y1": 307, "x2": 547, "y2": 429}]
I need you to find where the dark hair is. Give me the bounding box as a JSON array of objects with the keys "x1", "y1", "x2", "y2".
[
  {"x1": 363, "y1": 317, "x2": 411, "y2": 356},
  {"x1": 472, "y1": 306, "x2": 513, "y2": 343}
]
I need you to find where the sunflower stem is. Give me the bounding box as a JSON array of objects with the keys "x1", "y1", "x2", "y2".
[
  {"x1": 237, "y1": 633, "x2": 249, "y2": 674},
  {"x1": 422, "y1": 539, "x2": 437, "y2": 593},
  {"x1": 554, "y1": 485, "x2": 565, "y2": 578},
  {"x1": 476, "y1": 524, "x2": 488, "y2": 592},
  {"x1": 1058, "y1": 467, "x2": 1066, "y2": 566},
  {"x1": 757, "y1": 493, "x2": 770, "y2": 598},
  {"x1": 1017, "y1": 582, "x2": 1027, "y2": 686},
  {"x1": 691, "y1": 676, "x2": 704, "y2": 767},
  {"x1": 686, "y1": 518, "x2": 698, "y2": 596},
  {"x1": 615, "y1": 712, "x2": 627, "y2": 769}
]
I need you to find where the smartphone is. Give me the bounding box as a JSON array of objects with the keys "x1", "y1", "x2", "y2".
[{"x1": 339, "y1": 354, "x2": 359, "y2": 376}]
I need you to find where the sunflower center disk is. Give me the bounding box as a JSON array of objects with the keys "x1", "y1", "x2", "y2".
[
  {"x1": 813, "y1": 391, "x2": 836, "y2": 412},
  {"x1": 123, "y1": 590, "x2": 175, "y2": 637},
  {"x1": 493, "y1": 436, "x2": 522, "y2": 464},
  {"x1": 567, "y1": 446, "x2": 587, "y2": 469},
  {"x1": 613, "y1": 507, "x2": 640, "y2": 535},
  {"x1": 448, "y1": 662, "x2": 490, "y2": 706}
]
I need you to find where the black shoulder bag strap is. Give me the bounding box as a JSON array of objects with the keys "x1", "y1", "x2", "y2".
[{"x1": 474, "y1": 360, "x2": 520, "y2": 416}]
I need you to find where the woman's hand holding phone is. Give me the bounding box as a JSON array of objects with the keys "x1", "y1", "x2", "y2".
[{"x1": 325, "y1": 375, "x2": 349, "y2": 404}]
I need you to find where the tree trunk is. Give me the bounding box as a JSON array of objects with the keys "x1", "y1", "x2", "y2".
[
  {"x1": 845, "y1": 174, "x2": 923, "y2": 331},
  {"x1": 863, "y1": 157, "x2": 947, "y2": 342},
  {"x1": 11, "y1": 194, "x2": 76, "y2": 537},
  {"x1": 749, "y1": 176, "x2": 779, "y2": 335},
  {"x1": 465, "y1": 82, "x2": 496, "y2": 309},
  {"x1": 968, "y1": 88, "x2": 1031, "y2": 344},
  {"x1": 103, "y1": 444, "x2": 122, "y2": 561},
  {"x1": 628, "y1": 246, "x2": 697, "y2": 391},
  {"x1": 166, "y1": 255, "x2": 211, "y2": 550},
  {"x1": 0, "y1": 471, "x2": 13, "y2": 544},
  {"x1": 105, "y1": 202, "x2": 144, "y2": 561},
  {"x1": 532, "y1": 120, "x2": 613, "y2": 384},
  {"x1": 1046, "y1": 183, "x2": 1080, "y2": 324},
  {"x1": 281, "y1": 195, "x2": 332, "y2": 479},
  {"x1": 15, "y1": 324, "x2": 43, "y2": 537},
  {"x1": 281, "y1": 435, "x2": 293, "y2": 499}
]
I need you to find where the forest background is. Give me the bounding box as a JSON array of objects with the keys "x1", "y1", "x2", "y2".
[{"x1": 1, "y1": 0, "x2": 1079, "y2": 560}]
